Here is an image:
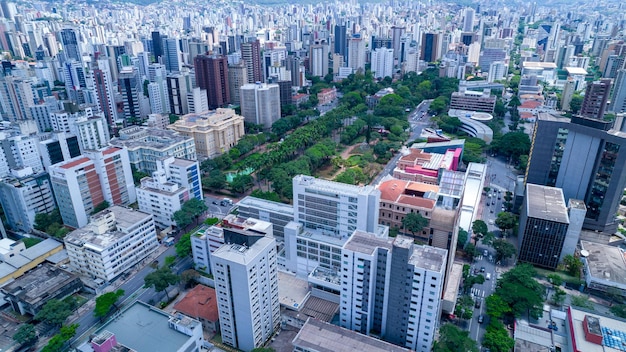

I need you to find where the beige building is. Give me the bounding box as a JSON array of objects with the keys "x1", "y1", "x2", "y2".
[{"x1": 168, "y1": 108, "x2": 245, "y2": 159}]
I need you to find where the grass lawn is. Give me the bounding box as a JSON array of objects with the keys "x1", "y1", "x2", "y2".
[{"x1": 534, "y1": 267, "x2": 584, "y2": 286}]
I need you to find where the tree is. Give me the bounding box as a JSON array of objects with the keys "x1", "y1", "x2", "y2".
[
  {"x1": 203, "y1": 169, "x2": 227, "y2": 190},
  {"x1": 13, "y1": 323, "x2": 37, "y2": 346},
  {"x1": 92, "y1": 201, "x2": 110, "y2": 214},
  {"x1": 94, "y1": 289, "x2": 125, "y2": 319},
  {"x1": 485, "y1": 294, "x2": 512, "y2": 319},
  {"x1": 482, "y1": 320, "x2": 515, "y2": 352},
  {"x1": 491, "y1": 239, "x2": 516, "y2": 262},
  {"x1": 493, "y1": 131, "x2": 531, "y2": 161},
  {"x1": 429, "y1": 96, "x2": 448, "y2": 115},
  {"x1": 251, "y1": 348, "x2": 276, "y2": 352},
  {"x1": 562, "y1": 254, "x2": 583, "y2": 278},
  {"x1": 547, "y1": 273, "x2": 564, "y2": 287},
  {"x1": 230, "y1": 174, "x2": 254, "y2": 194},
  {"x1": 495, "y1": 212, "x2": 517, "y2": 236},
  {"x1": 472, "y1": 220, "x2": 489, "y2": 243},
  {"x1": 571, "y1": 294, "x2": 594, "y2": 310},
  {"x1": 401, "y1": 212, "x2": 429, "y2": 236},
  {"x1": 176, "y1": 233, "x2": 192, "y2": 258},
  {"x1": 552, "y1": 287, "x2": 567, "y2": 307},
  {"x1": 172, "y1": 209, "x2": 194, "y2": 229},
  {"x1": 172, "y1": 198, "x2": 208, "y2": 229},
  {"x1": 611, "y1": 304, "x2": 626, "y2": 319},
  {"x1": 433, "y1": 324, "x2": 479, "y2": 352},
  {"x1": 570, "y1": 94, "x2": 583, "y2": 114},
  {"x1": 41, "y1": 324, "x2": 78, "y2": 352},
  {"x1": 457, "y1": 228, "x2": 468, "y2": 248},
  {"x1": 181, "y1": 269, "x2": 200, "y2": 288},
  {"x1": 495, "y1": 264, "x2": 544, "y2": 319},
  {"x1": 144, "y1": 266, "x2": 180, "y2": 300},
  {"x1": 494, "y1": 99, "x2": 507, "y2": 117},
  {"x1": 465, "y1": 243, "x2": 478, "y2": 261},
  {"x1": 463, "y1": 274, "x2": 486, "y2": 294},
  {"x1": 35, "y1": 299, "x2": 73, "y2": 327},
  {"x1": 455, "y1": 295, "x2": 475, "y2": 320}
]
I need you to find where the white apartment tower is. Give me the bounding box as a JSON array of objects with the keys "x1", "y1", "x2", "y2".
[
  {"x1": 64, "y1": 206, "x2": 159, "y2": 281},
  {"x1": 371, "y1": 48, "x2": 394, "y2": 79},
  {"x1": 187, "y1": 87, "x2": 209, "y2": 113},
  {"x1": 292, "y1": 175, "x2": 380, "y2": 237},
  {"x1": 72, "y1": 113, "x2": 110, "y2": 151},
  {"x1": 347, "y1": 36, "x2": 366, "y2": 73},
  {"x1": 240, "y1": 83, "x2": 281, "y2": 129},
  {"x1": 340, "y1": 233, "x2": 447, "y2": 352},
  {"x1": 211, "y1": 236, "x2": 280, "y2": 352},
  {"x1": 309, "y1": 41, "x2": 329, "y2": 77}
]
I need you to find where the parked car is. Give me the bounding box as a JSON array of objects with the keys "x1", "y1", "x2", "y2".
[
  {"x1": 478, "y1": 315, "x2": 484, "y2": 324},
  {"x1": 475, "y1": 299, "x2": 481, "y2": 309},
  {"x1": 486, "y1": 273, "x2": 491, "y2": 280}
]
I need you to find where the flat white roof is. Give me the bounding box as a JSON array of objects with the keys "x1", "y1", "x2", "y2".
[{"x1": 565, "y1": 67, "x2": 588, "y2": 75}]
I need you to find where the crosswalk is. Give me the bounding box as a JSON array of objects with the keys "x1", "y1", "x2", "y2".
[
  {"x1": 475, "y1": 255, "x2": 483, "y2": 261},
  {"x1": 471, "y1": 287, "x2": 485, "y2": 298}
]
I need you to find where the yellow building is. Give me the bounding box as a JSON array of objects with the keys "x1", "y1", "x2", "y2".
[{"x1": 168, "y1": 108, "x2": 245, "y2": 159}]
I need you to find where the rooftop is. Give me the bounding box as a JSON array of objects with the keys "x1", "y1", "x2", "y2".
[
  {"x1": 293, "y1": 174, "x2": 379, "y2": 197},
  {"x1": 569, "y1": 306, "x2": 626, "y2": 352},
  {"x1": 292, "y1": 318, "x2": 411, "y2": 352},
  {"x1": 64, "y1": 207, "x2": 153, "y2": 251},
  {"x1": 565, "y1": 67, "x2": 588, "y2": 75},
  {"x1": 237, "y1": 196, "x2": 295, "y2": 216},
  {"x1": 408, "y1": 243, "x2": 447, "y2": 272},
  {"x1": 1, "y1": 263, "x2": 80, "y2": 306},
  {"x1": 211, "y1": 236, "x2": 275, "y2": 264},
  {"x1": 92, "y1": 301, "x2": 199, "y2": 352},
  {"x1": 278, "y1": 271, "x2": 310, "y2": 310},
  {"x1": 522, "y1": 61, "x2": 557, "y2": 69},
  {"x1": 173, "y1": 284, "x2": 219, "y2": 322},
  {"x1": 378, "y1": 179, "x2": 438, "y2": 209},
  {"x1": 343, "y1": 230, "x2": 393, "y2": 255},
  {"x1": 525, "y1": 184, "x2": 569, "y2": 223},
  {"x1": 581, "y1": 241, "x2": 626, "y2": 286},
  {"x1": 110, "y1": 127, "x2": 192, "y2": 151},
  {"x1": 298, "y1": 296, "x2": 339, "y2": 322}
]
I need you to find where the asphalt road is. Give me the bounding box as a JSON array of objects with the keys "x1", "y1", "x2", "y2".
[{"x1": 204, "y1": 194, "x2": 235, "y2": 218}]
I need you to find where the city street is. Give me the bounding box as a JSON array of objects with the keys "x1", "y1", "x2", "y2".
[
  {"x1": 467, "y1": 245, "x2": 498, "y2": 348},
  {"x1": 70, "y1": 245, "x2": 192, "y2": 346},
  {"x1": 204, "y1": 194, "x2": 235, "y2": 218}
]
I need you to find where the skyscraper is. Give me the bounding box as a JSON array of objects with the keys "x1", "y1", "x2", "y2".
[
  {"x1": 211, "y1": 236, "x2": 280, "y2": 351},
  {"x1": 151, "y1": 31, "x2": 163, "y2": 62},
  {"x1": 580, "y1": 79, "x2": 612, "y2": 120},
  {"x1": 341, "y1": 232, "x2": 447, "y2": 352},
  {"x1": 463, "y1": 8, "x2": 475, "y2": 32},
  {"x1": 371, "y1": 48, "x2": 394, "y2": 79},
  {"x1": 92, "y1": 57, "x2": 117, "y2": 126},
  {"x1": 240, "y1": 83, "x2": 281, "y2": 128},
  {"x1": 228, "y1": 62, "x2": 248, "y2": 105},
  {"x1": 525, "y1": 113, "x2": 626, "y2": 233},
  {"x1": 609, "y1": 69, "x2": 626, "y2": 113},
  {"x1": 167, "y1": 73, "x2": 191, "y2": 115},
  {"x1": 118, "y1": 66, "x2": 142, "y2": 122},
  {"x1": 334, "y1": 24, "x2": 347, "y2": 59},
  {"x1": 309, "y1": 41, "x2": 329, "y2": 77},
  {"x1": 241, "y1": 40, "x2": 262, "y2": 83},
  {"x1": 60, "y1": 28, "x2": 81, "y2": 62},
  {"x1": 347, "y1": 34, "x2": 366, "y2": 73},
  {"x1": 391, "y1": 26, "x2": 406, "y2": 60},
  {"x1": 0, "y1": 171, "x2": 55, "y2": 233},
  {"x1": 162, "y1": 37, "x2": 182, "y2": 73},
  {"x1": 420, "y1": 33, "x2": 441, "y2": 63},
  {"x1": 194, "y1": 54, "x2": 231, "y2": 109}
]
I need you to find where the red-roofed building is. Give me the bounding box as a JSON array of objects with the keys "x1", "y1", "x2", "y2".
[
  {"x1": 49, "y1": 147, "x2": 136, "y2": 228},
  {"x1": 173, "y1": 285, "x2": 220, "y2": 333},
  {"x1": 393, "y1": 148, "x2": 461, "y2": 183},
  {"x1": 378, "y1": 179, "x2": 437, "y2": 239},
  {"x1": 292, "y1": 93, "x2": 309, "y2": 106},
  {"x1": 317, "y1": 87, "x2": 337, "y2": 105}
]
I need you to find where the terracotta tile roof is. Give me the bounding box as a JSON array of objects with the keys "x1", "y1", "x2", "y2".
[
  {"x1": 519, "y1": 100, "x2": 542, "y2": 109},
  {"x1": 173, "y1": 284, "x2": 219, "y2": 322},
  {"x1": 378, "y1": 179, "x2": 410, "y2": 202},
  {"x1": 378, "y1": 179, "x2": 437, "y2": 209},
  {"x1": 520, "y1": 112, "x2": 535, "y2": 119},
  {"x1": 102, "y1": 147, "x2": 122, "y2": 155},
  {"x1": 60, "y1": 157, "x2": 91, "y2": 169}
]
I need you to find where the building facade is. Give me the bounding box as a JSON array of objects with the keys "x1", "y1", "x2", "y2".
[
  {"x1": 168, "y1": 108, "x2": 245, "y2": 159},
  {"x1": 0, "y1": 171, "x2": 56, "y2": 232},
  {"x1": 64, "y1": 206, "x2": 158, "y2": 281},
  {"x1": 240, "y1": 83, "x2": 281, "y2": 129},
  {"x1": 211, "y1": 236, "x2": 280, "y2": 351}
]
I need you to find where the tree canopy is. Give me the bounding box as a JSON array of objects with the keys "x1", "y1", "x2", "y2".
[
  {"x1": 494, "y1": 264, "x2": 544, "y2": 319},
  {"x1": 562, "y1": 254, "x2": 583, "y2": 278},
  {"x1": 41, "y1": 324, "x2": 78, "y2": 352},
  {"x1": 172, "y1": 198, "x2": 208, "y2": 229},
  {"x1": 433, "y1": 324, "x2": 479, "y2": 352},
  {"x1": 94, "y1": 289, "x2": 125, "y2": 319},
  {"x1": 491, "y1": 239, "x2": 516, "y2": 262},
  {"x1": 144, "y1": 266, "x2": 180, "y2": 300},
  {"x1": 482, "y1": 320, "x2": 515, "y2": 352},
  {"x1": 35, "y1": 299, "x2": 73, "y2": 327},
  {"x1": 176, "y1": 232, "x2": 192, "y2": 258},
  {"x1": 495, "y1": 212, "x2": 517, "y2": 235},
  {"x1": 13, "y1": 323, "x2": 37, "y2": 346},
  {"x1": 401, "y1": 212, "x2": 429, "y2": 236}
]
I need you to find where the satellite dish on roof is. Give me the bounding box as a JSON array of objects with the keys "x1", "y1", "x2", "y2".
[{"x1": 580, "y1": 250, "x2": 590, "y2": 257}]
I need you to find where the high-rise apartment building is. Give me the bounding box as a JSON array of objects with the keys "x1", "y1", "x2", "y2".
[
  {"x1": 151, "y1": 31, "x2": 163, "y2": 62},
  {"x1": 50, "y1": 147, "x2": 136, "y2": 228},
  {"x1": 0, "y1": 76, "x2": 35, "y2": 121},
  {"x1": 340, "y1": 232, "x2": 446, "y2": 352},
  {"x1": 347, "y1": 35, "x2": 366, "y2": 73},
  {"x1": 194, "y1": 54, "x2": 231, "y2": 109},
  {"x1": 371, "y1": 48, "x2": 394, "y2": 79},
  {"x1": 211, "y1": 236, "x2": 280, "y2": 351},
  {"x1": 228, "y1": 62, "x2": 248, "y2": 105},
  {"x1": 118, "y1": 66, "x2": 142, "y2": 122},
  {"x1": 292, "y1": 175, "x2": 380, "y2": 237},
  {"x1": 0, "y1": 170, "x2": 55, "y2": 232},
  {"x1": 73, "y1": 112, "x2": 110, "y2": 151},
  {"x1": 241, "y1": 40, "x2": 263, "y2": 83},
  {"x1": 580, "y1": 79, "x2": 612, "y2": 120},
  {"x1": 391, "y1": 26, "x2": 406, "y2": 60},
  {"x1": 64, "y1": 206, "x2": 158, "y2": 281},
  {"x1": 92, "y1": 57, "x2": 118, "y2": 126},
  {"x1": 463, "y1": 8, "x2": 475, "y2": 32},
  {"x1": 167, "y1": 73, "x2": 192, "y2": 115},
  {"x1": 136, "y1": 169, "x2": 188, "y2": 229},
  {"x1": 187, "y1": 87, "x2": 209, "y2": 113},
  {"x1": 334, "y1": 24, "x2": 347, "y2": 59},
  {"x1": 60, "y1": 28, "x2": 81, "y2": 62},
  {"x1": 37, "y1": 132, "x2": 82, "y2": 171},
  {"x1": 526, "y1": 113, "x2": 626, "y2": 232},
  {"x1": 240, "y1": 83, "x2": 281, "y2": 129},
  {"x1": 609, "y1": 69, "x2": 626, "y2": 113},
  {"x1": 309, "y1": 41, "x2": 329, "y2": 77}
]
